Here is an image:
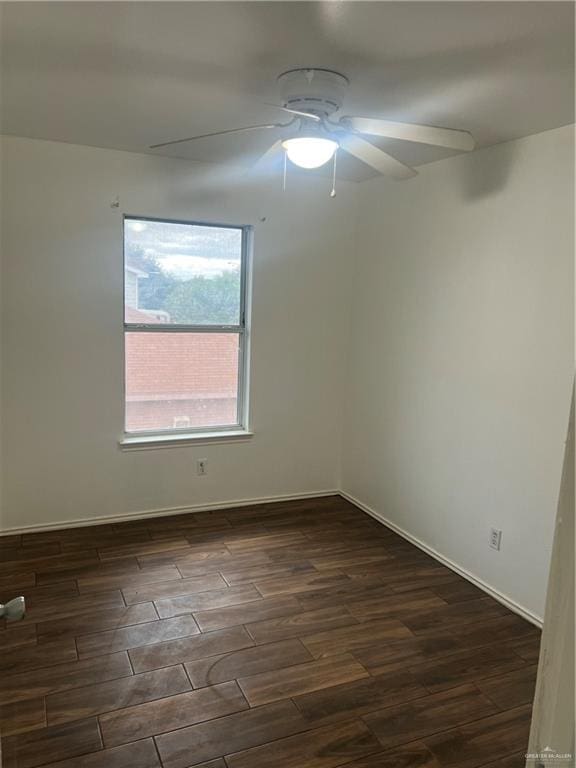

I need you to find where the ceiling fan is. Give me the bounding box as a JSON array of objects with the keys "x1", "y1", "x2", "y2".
[{"x1": 150, "y1": 68, "x2": 475, "y2": 183}]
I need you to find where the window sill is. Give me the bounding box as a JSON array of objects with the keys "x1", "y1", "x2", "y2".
[{"x1": 119, "y1": 430, "x2": 254, "y2": 451}]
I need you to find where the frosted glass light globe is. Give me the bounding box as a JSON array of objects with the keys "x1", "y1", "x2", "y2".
[{"x1": 282, "y1": 137, "x2": 338, "y2": 169}]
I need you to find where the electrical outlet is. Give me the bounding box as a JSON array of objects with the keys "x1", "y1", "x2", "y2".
[
  {"x1": 196, "y1": 459, "x2": 208, "y2": 476},
  {"x1": 489, "y1": 528, "x2": 502, "y2": 551}
]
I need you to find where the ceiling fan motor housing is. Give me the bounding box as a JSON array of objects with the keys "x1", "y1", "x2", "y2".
[{"x1": 277, "y1": 68, "x2": 349, "y2": 118}]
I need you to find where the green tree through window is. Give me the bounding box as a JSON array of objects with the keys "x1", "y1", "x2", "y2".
[{"x1": 126, "y1": 242, "x2": 240, "y2": 324}]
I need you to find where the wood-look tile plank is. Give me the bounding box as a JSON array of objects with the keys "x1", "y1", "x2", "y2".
[
  {"x1": 402, "y1": 598, "x2": 509, "y2": 635},
  {"x1": 300, "y1": 523, "x2": 381, "y2": 537},
  {"x1": 0, "y1": 581, "x2": 79, "y2": 608},
  {"x1": 40, "y1": 739, "x2": 161, "y2": 768},
  {"x1": 0, "y1": 623, "x2": 37, "y2": 651},
  {"x1": 255, "y1": 570, "x2": 351, "y2": 598},
  {"x1": 46, "y1": 665, "x2": 191, "y2": 726},
  {"x1": 1, "y1": 718, "x2": 102, "y2": 768},
  {"x1": 185, "y1": 639, "x2": 313, "y2": 688},
  {"x1": 448, "y1": 615, "x2": 539, "y2": 649},
  {"x1": 155, "y1": 700, "x2": 309, "y2": 768},
  {"x1": 0, "y1": 543, "x2": 62, "y2": 562},
  {"x1": 129, "y1": 625, "x2": 254, "y2": 673},
  {"x1": 98, "y1": 538, "x2": 192, "y2": 560},
  {"x1": 186, "y1": 762, "x2": 225, "y2": 768},
  {"x1": 170, "y1": 511, "x2": 232, "y2": 528},
  {"x1": 375, "y1": 569, "x2": 459, "y2": 592},
  {"x1": 187, "y1": 517, "x2": 234, "y2": 532},
  {"x1": 389, "y1": 551, "x2": 443, "y2": 569},
  {"x1": 423, "y1": 705, "x2": 532, "y2": 768},
  {"x1": 139, "y1": 546, "x2": 231, "y2": 569},
  {"x1": 342, "y1": 561, "x2": 451, "y2": 579},
  {"x1": 122, "y1": 573, "x2": 226, "y2": 604},
  {"x1": 408, "y1": 645, "x2": 528, "y2": 693},
  {"x1": 246, "y1": 605, "x2": 359, "y2": 645},
  {"x1": 302, "y1": 618, "x2": 414, "y2": 659},
  {"x1": 179, "y1": 525, "x2": 269, "y2": 546},
  {"x1": 37, "y1": 603, "x2": 158, "y2": 643},
  {"x1": 295, "y1": 576, "x2": 391, "y2": 612},
  {"x1": 154, "y1": 584, "x2": 261, "y2": 619},
  {"x1": 225, "y1": 532, "x2": 309, "y2": 553},
  {"x1": 225, "y1": 719, "x2": 381, "y2": 768},
  {"x1": 308, "y1": 549, "x2": 393, "y2": 571},
  {"x1": 238, "y1": 653, "x2": 369, "y2": 707},
  {"x1": 139, "y1": 551, "x2": 237, "y2": 571},
  {"x1": 18, "y1": 590, "x2": 126, "y2": 625},
  {"x1": 266, "y1": 537, "x2": 362, "y2": 563},
  {"x1": 348, "y1": 590, "x2": 448, "y2": 622},
  {"x1": 0, "y1": 698, "x2": 46, "y2": 737},
  {"x1": 76, "y1": 615, "x2": 199, "y2": 658},
  {"x1": 430, "y1": 580, "x2": 486, "y2": 604},
  {"x1": 36, "y1": 559, "x2": 141, "y2": 586},
  {"x1": 58, "y1": 531, "x2": 153, "y2": 552},
  {"x1": 188, "y1": 521, "x2": 267, "y2": 537},
  {"x1": 363, "y1": 684, "x2": 500, "y2": 749},
  {"x1": 350, "y1": 615, "x2": 536, "y2": 678},
  {"x1": 146, "y1": 522, "x2": 242, "y2": 540},
  {"x1": 100, "y1": 680, "x2": 248, "y2": 747},
  {"x1": 503, "y1": 634, "x2": 541, "y2": 664},
  {"x1": 0, "y1": 551, "x2": 100, "y2": 578},
  {"x1": 0, "y1": 638, "x2": 77, "y2": 675},
  {"x1": 0, "y1": 652, "x2": 133, "y2": 706},
  {"x1": 266, "y1": 543, "x2": 367, "y2": 564},
  {"x1": 0, "y1": 571, "x2": 36, "y2": 590},
  {"x1": 293, "y1": 671, "x2": 427, "y2": 726},
  {"x1": 263, "y1": 514, "x2": 354, "y2": 531},
  {"x1": 331, "y1": 742, "x2": 440, "y2": 768},
  {"x1": 194, "y1": 594, "x2": 301, "y2": 632},
  {"x1": 351, "y1": 632, "x2": 462, "y2": 676},
  {"x1": 77, "y1": 565, "x2": 182, "y2": 593},
  {"x1": 476, "y1": 665, "x2": 538, "y2": 710},
  {"x1": 220, "y1": 561, "x2": 316, "y2": 586},
  {"x1": 175, "y1": 550, "x2": 271, "y2": 578}
]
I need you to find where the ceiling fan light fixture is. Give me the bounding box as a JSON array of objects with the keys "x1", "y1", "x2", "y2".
[{"x1": 282, "y1": 136, "x2": 338, "y2": 169}]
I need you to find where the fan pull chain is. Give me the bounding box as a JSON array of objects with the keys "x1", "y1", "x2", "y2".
[
  {"x1": 330, "y1": 148, "x2": 338, "y2": 198},
  {"x1": 282, "y1": 151, "x2": 288, "y2": 192}
]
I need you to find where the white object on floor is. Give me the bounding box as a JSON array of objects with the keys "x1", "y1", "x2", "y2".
[{"x1": 0, "y1": 596, "x2": 26, "y2": 621}]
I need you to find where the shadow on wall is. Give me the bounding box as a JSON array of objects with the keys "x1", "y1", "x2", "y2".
[{"x1": 458, "y1": 139, "x2": 518, "y2": 200}]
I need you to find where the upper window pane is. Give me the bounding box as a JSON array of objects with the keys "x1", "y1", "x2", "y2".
[{"x1": 124, "y1": 218, "x2": 243, "y2": 325}]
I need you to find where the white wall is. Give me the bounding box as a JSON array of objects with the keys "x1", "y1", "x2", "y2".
[
  {"x1": 341, "y1": 125, "x2": 574, "y2": 620},
  {"x1": 0, "y1": 136, "x2": 357, "y2": 530}
]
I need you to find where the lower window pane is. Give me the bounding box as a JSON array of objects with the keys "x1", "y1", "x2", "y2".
[{"x1": 125, "y1": 332, "x2": 240, "y2": 433}]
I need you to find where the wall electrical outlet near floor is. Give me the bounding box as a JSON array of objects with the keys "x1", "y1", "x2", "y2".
[
  {"x1": 196, "y1": 459, "x2": 208, "y2": 476},
  {"x1": 489, "y1": 528, "x2": 502, "y2": 550}
]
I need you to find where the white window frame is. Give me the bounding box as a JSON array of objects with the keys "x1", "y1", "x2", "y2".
[{"x1": 120, "y1": 215, "x2": 252, "y2": 450}]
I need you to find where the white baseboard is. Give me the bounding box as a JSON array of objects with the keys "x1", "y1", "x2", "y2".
[
  {"x1": 339, "y1": 490, "x2": 543, "y2": 629},
  {"x1": 0, "y1": 489, "x2": 340, "y2": 536}
]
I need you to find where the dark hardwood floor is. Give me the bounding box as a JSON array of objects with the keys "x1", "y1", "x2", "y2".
[{"x1": 0, "y1": 496, "x2": 540, "y2": 768}]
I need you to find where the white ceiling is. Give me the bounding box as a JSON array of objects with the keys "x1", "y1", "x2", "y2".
[{"x1": 1, "y1": 1, "x2": 573, "y2": 181}]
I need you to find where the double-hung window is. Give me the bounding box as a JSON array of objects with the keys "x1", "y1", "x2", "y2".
[{"x1": 123, "y1": 216, "x2": 249, "y2": 442}]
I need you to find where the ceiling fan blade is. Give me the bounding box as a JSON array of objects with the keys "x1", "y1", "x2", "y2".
[
  {"x1": 343, "y1": 117, "x2": 475, "y2": 152},
  {"x1": 149, "y1": 123, "x2": 282, "y2": 149},
  {"x1": 339, "y1": 135, "x2": 417, "y2": 180},
  {"x1": 263, "y1": 103, "x2": 322, "y2": 122}
]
